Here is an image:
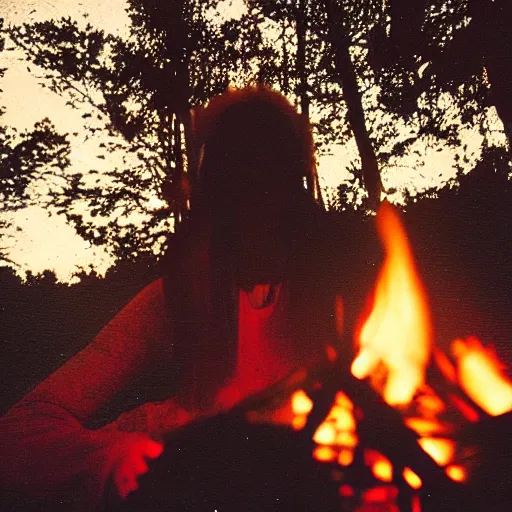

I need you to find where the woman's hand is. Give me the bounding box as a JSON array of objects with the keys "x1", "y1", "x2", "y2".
[{"x1": 111, "y1": 435, "x2": 163, "y2": 500}]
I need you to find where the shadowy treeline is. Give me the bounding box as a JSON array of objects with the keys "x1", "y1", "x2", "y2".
[
  {"x1": 1, "y1": 146, "x2": 511, "y2": 413},
  {"x1": 0, "y1": 258, "x2": 160, "y2": 413}
]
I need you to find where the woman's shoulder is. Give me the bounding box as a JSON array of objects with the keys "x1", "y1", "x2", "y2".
[{"x1": 112, "y1": 278, "x2": 168, "y2": 323}]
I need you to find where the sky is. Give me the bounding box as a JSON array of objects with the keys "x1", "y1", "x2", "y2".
[{"x1": 0, "y1": 0, "x2": 507, "y2": 282}]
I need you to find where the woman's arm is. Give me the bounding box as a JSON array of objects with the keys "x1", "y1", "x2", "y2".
[{"x1": 0, "y1": 278, "x2": 171, "y2": 510}]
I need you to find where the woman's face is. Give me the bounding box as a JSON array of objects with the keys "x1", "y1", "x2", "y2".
[{"x1": 229, "y1": 173, "x2": 299, "y2": 289}]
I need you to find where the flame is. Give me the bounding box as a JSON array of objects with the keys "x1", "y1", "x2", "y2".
[
  {"x1": 291, "y1": 389, "x2": 313, "y2": 415},
  {"x1": 289, "y1": 389, "x2": 313, "y2": 430},
  {"x1": 334, "y1": 391, "x2": 354, "y2": 410},
  {"x1": 417, "y1": 437, "x2": 455, "y2": 466},
  {"x1": 313, "y1": 422, "x2": 337, "y2": 445},
  {"x1": 335, "y1": 430, "x2": 358, "y2": 448},
  {"x1": 365, "y1": 449, "x2": 393, "y2": 482},
  {"x1": 313, "y1": 445, "x2": 337, "y2": 463},
  {"x1": 452, "y1": 337, "x2": 512, "y2": 416},
  {"x1": 310, "y1": 391, "x2": 358, "y2": 466},
  {"x1": 445, "y1": 464, "x2": 467, "y2": 483},
  {"x1": 403, "y1": 467, "x2": 422, "y2": 490},
  {"x1": 351, "y1": 202, "x2": 432, "y2": 405}
]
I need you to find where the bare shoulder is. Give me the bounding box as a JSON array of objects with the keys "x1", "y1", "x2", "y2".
[
  {"x1": 17, "y1": 278, "x2": 174, "y2": 421},
  {"x1": 107, "y1": 278, "x2": 168, "y2": 324}
]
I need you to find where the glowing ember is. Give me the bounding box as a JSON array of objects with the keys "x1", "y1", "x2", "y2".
[
  {"x1": 338, "y1": 448, "x2": 354, "y2": 466},
  {"x1": 328, "y1": 406, "x2": 356, "y2": 431},
  {"x1": 335, "y1": 430, "x2": 358, "y2": 448},
  {"x1": 452, "y1": 337, "x2": 512, "y2": 416},
  {"x1": 335, "y1": 391, "x2": 354, "y2": 410},
  {"x1": 362, "y1": 485, "x2": 398, "y2": 503},
  {"x1": 313, "y1": 445, "x2": 337, "y2": 463},
  {"x1": 351, "y1": 202, "x2": 432, "y2": 405},
  {"x1": 291, "y1": 389, "x2": 313, "y2": 415},
  {"x1": 313, "y1": 422, "x2": 337, "y2": 445},
  {"x1": 445, "y1": 464, "x2": 467, "y2": 483},
  {"x1": 339, "y1": 484, "x2": 355, "y2": 497},
  {"x1": 403, "y1": 467, "x2": 422, "y2": 490},
  {"x1": 417, "y1": 437, "x2": 455, "y2": 466},
  {"x1": 365, "y1": 450, "x2": 393, "y2": 482},
  {"x1": 308, "y1": 388, "x2": 359, "y2": 467},
  {"x1": 292, "y1": 415, "x2": 307, "y2": 431},
  {"x1": 404, "y1": 417, "x2": 454, "y2": 437},
  {"x1": 415, "y1": 392, "x2": 446, "y2": 416},
  {"x1": 447, "y1": 394, "x2": 479, "y2": 422}
]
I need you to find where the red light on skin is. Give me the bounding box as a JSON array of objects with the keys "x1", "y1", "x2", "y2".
[{"x1": 113, "y1": 438, "x2": 163, "y2": 500}]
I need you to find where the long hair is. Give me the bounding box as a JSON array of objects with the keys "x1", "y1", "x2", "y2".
[
  {"x1": 193, "y1": 86, "x2": 322, "y2": 209},
  {"x1": 164, "y1": 86, "x2": 328, "y2": 409}
]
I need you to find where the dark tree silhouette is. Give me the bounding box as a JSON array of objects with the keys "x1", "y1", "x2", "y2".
[
  {"x1": 7, "y1": 2, "x2": 266, "y2": 260},
  {"x1": 369, "y1": 0, "x2": 512, "y2": 149},
  {"x1": 0, "y1": 19, "x2": 71, "y2": 264},
  {"x1": 324, "y1": 0, "x2": 383, "y2": 209}
]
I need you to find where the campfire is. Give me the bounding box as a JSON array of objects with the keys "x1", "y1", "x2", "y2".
[
  {"x1": 119, "y1": 202, "x2": 512, "y2": 512},
  {"x1": 269, "y1": 201, "x2": 512, "y2": 511}
]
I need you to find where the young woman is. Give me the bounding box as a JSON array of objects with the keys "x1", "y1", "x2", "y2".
[{"x1": 0, "y1": 86, "x2": 344, "y2": 510}]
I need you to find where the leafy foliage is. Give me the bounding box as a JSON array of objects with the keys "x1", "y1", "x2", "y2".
[
  {"x1": 0, "y1": 18, "x2": 71, "y2": 264},
  {"x1": 369, "y1": 0, "x2": 510, "y2": 148},
  {"x1": 7, "y1": 2, "x2": 271, "y2": 260},
  {"x1": 3, "y1": 1, "x2": 511, "y2": 263}
]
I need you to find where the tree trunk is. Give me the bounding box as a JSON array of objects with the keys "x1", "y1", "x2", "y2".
[
  {"x1": 166, "y1": 0, "x2": 194, "y2": 225},
  {"x1": 470, "y1": 0, "x2": 512, "y2": 148},
  {"x1": 296, "y1": 0, "x2": 310, "y2": 118},
  {"x1": 324, "y1": 0, "x2": 383, "y2": 210},
  {"x1": 296, "y1": 0, "x2": 315, "y2": 194}
]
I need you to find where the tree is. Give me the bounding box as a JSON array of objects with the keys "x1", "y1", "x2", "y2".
[
  {"x1": 0, "y1": 19, "x2": 71, "y2": 265},
  {"x1": 8, "y1": 1, "x2": 266, "y2": 260},
  {"x1": 369, "y1": 0, "x2": 512, "y2": 151},
  {"x1": 248, "y1": 1, "x2": 386, "y2": 208},
  {"x1": 323, "y1": 0, "x2": 383, "y2": 209}
]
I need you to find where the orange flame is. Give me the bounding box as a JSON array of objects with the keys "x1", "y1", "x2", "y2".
[
  {"x1": 417, "y1": 437, "x2": 455, "y2": 466},
  {"x1": 310, "y1": 391, "x2": 358, "y2": 466},
  {"x1": 403, "y1": 467, "x2": 422, "y2": 490},
  {"x1": 351, "y1": 202, "x2": 432, "y2": 405},
  {"x1": 452, "y1": 337, "x2": 512, "y2": 416},
  {"x1": 445, "y1": 464, "x2": 467, "y2": 483},
  {"x1": 291, "y1": 389, "x2": 314, "y2": 415},
  {"x1": 365, "y1": 449, "x2": 394, "y2": 482}
]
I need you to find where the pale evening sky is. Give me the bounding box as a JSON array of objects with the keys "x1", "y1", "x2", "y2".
[{"x1": 0, "y1": 0, "x2": 506, "y2": 282}]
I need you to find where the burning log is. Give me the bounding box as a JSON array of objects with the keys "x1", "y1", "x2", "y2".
[
  {"x1": 111, "y1": 355, "x2": 512, "y2": 512},
  {"x1": 113, "y1": 202, "x2": 512, "y2": 511}
]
